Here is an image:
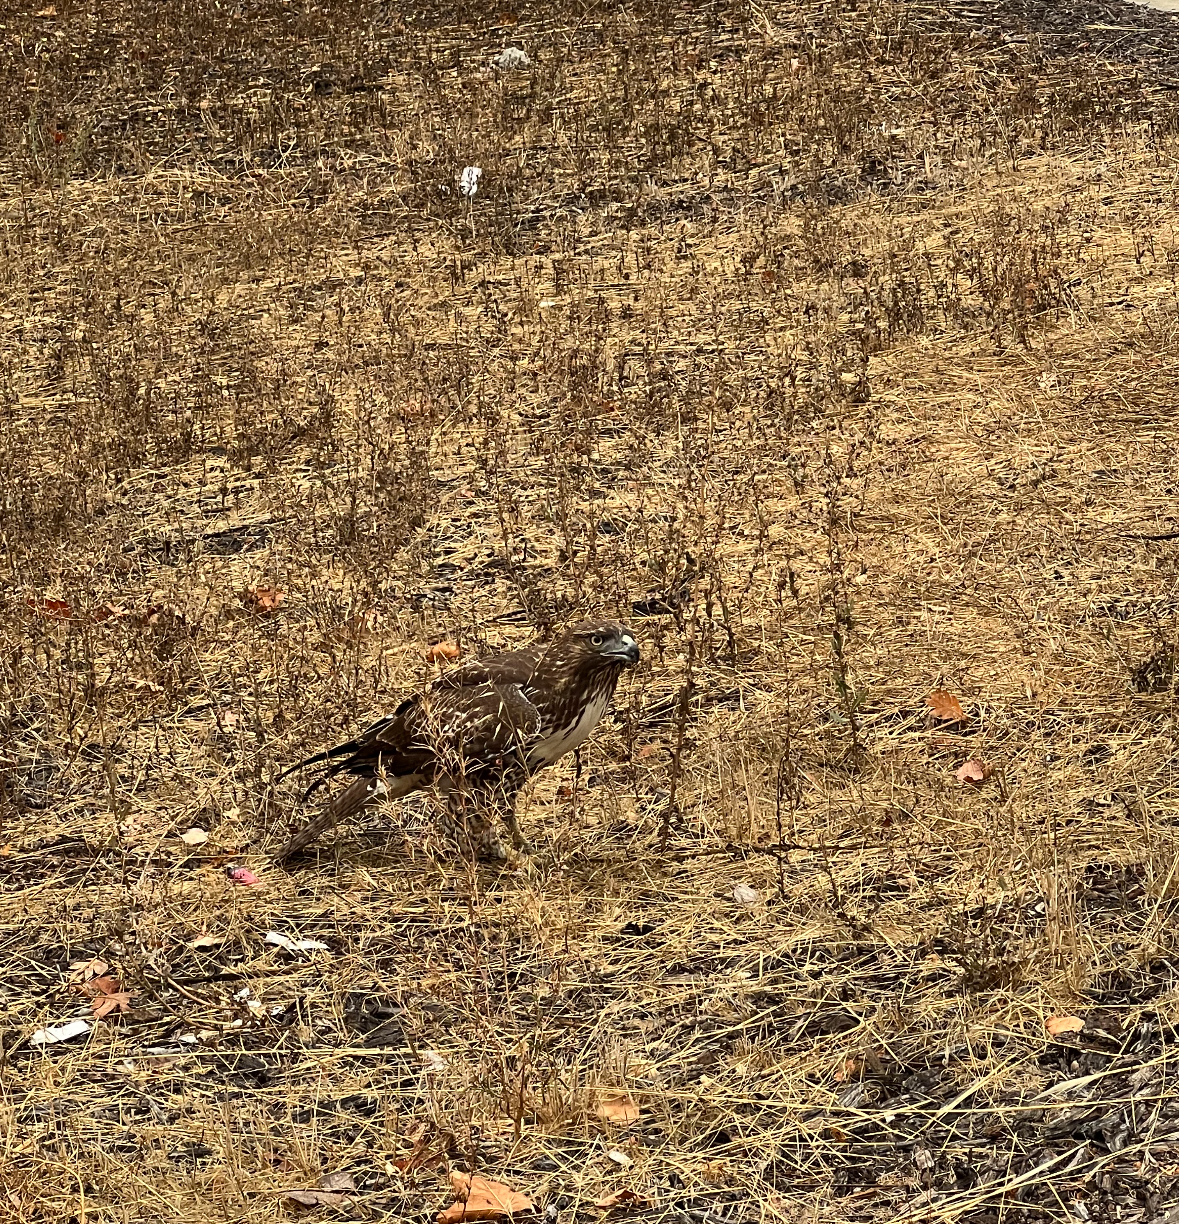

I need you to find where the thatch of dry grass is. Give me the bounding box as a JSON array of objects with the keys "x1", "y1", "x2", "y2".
[{"x1": 6, "y1": 1, "x2": 1179, "y2": 1222}]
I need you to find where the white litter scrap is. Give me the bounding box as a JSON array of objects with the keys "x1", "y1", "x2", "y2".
[
  {"x1": 493, "y1": 46, "x2": 531, "y2": 70},
  {"x1": 30, "y1": 1018, "x2": 91, "y2": 1046},
  {"x1": 264, "y1": 931, "x2": 330, "y2": 954},
  {"x1": 731, "y1": 883, "x2": 759, "y2": 907},
  {"x1": 419, "y1": 1049, "x2": 448, "y2": 1072},
  {"x1": 458, "y1": 165, "x2": 482, "y2": 198}
]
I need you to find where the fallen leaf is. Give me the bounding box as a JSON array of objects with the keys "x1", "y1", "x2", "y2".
[
  {"x1": 79, "y1": 973, "x2": 121, "y2": 997},
  {"x1": 426, "y1": 640, "x2": 461, "y2": 663},
  {"x1": 595, "y1": 1094, "x2": 641, "y2": 1125},
  {"x1": 92, "y1": 602, "x2": 127, "y2": 621},
  {"x1": 956, "y1": 759, "x2": 993, "y2": 784},
  {"x1": 606, "y1": 1149, "x2": 632, "y2": 1168},
  {"x1": 179, "y1": 827, "x2": 209, "y2": 846},
  {"x1": 834, "y1": 1057, "x2": 862, "y2": 1083},
  {"x1": 92, "y1": 990, "x2": 134, "y2": 1019},
  {"x1": 731, "y1": 883, "x2": 759, "y2": 907},
  {"x1": 438, "y1": 1172, "x2": 533, "y2": 1223},
  {"x1": 636, "y1": 744, "x2": 659, "y2": 760},
  {"x1": 286, "y1": 1171, "x2": 356, "y2": 1210},
  {"x1": 1046, "y1": 1015, "x2": 1085, "y2": 1036},
  {"x1": 190, "y1": 934, "x2": 224, "y2": 949},
  {"x1": 35, "y1": 6, "x2": 56, "y2": 15},
  {"x1": 69, "y1": 958, "x2": 109, "y2": 982},
  {"x1": 244, "y1": 586, "x2": 285, "y2": 615},
  {"x1": 26, "y1": 596, "x2": 72, "y2": 619},
  {"x1": 594, "y1": 1190, "x2": 652, "y2": 1211},
  {"x1": 225, "y1": 864, "x2": 260, "y2": 885},
  {"x1": 79, "y1": 973, "x2": 133, "y2": 1019},
  {"x1": 926, "y1": 690, "x2": 966, "y2": 722},
  {"x1": 30, "y1": 1018, "x2": 91, "y2": 1045},
  {"x1": 264, "y1": 930, "x2": 330, "y2": 953}
]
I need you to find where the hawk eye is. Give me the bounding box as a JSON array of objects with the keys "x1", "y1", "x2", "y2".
[{"x1": 590, "y1": 634, "x2": 605, "y2": 647}]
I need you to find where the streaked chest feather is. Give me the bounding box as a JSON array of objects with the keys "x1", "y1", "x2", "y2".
[{"x1": 526, "y1": 690, "x2": 611, "y2": 768}]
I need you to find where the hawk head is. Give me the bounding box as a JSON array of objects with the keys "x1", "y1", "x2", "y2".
[{"x1": 555, "y1": 620, "x2": 640, "y2": 671}]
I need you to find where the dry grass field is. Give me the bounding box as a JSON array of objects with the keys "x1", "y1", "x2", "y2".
[{"x1": 8, "y1": 1, "x2": 1179, "y2": 1221}]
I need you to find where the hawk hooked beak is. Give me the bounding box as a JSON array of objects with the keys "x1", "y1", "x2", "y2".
[{"x1": 606, "y1": 633, "x2": 640, "y2": 665}]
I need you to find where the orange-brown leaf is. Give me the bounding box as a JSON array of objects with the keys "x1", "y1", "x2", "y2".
[
  {"x1": 1045, "y1": 1015, "x2": 1084, "y2": 1036},
  {"x1": 426, "y1": 641, "x2": 462, "y2": 664},
  {"x1": 437, "y1": 1173, "x2": 533, "y2": 1223},
  {"x1": 92, "y1": 991, "x2": 134, "y2": 1018},
  {"x1": 834, "y1": 1057, "x2": 861, "y2": 1083},
  {"x1": 77, "y1": 970, "x2": 134, "y2": 1017},
  {"x1": 955, "y1": 759, "x2": 993, "y2": 784},
  {"x1": 26, "y1": 596, "x2": 72, "y2": 620},
  {"x1": 594, "y1": 1189, "x2": 651, "y2": 1211},
  {"x1": 82, "y1": 973, "x2": 122, "y2": 997},
  {"x1": 594, "y1": 1094, "x2": 641, "y2": 1125},
  {"x1": 244, "y1": 586, "x2": 285, "y2": 615},
  {"x1": 926, "y1": 690, "x2": 966, "y2": 722}
]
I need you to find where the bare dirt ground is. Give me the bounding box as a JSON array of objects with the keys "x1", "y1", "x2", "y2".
[{"x1": 6, "y1": 1, "x2": 1179, "y2": 1221}]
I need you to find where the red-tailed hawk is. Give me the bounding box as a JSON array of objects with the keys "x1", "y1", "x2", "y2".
[{"x1": 274, "y1": 620, "x2": 640, "y2": 860}]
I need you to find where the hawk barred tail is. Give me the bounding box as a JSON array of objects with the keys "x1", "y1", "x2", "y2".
[
  {"x1": 274, "y1": 774, "x2": 418, "y2": 861},
  {"x1": 272, "y1": 619, "x2": 640, "y2": 861}
]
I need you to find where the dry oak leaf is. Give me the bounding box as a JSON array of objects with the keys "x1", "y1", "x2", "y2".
[
  {"x1": 595, "y1": 1095, "x2": 641, "y2": 1125},
  {"x1": 438, "y1": 1172, "x2": 533, "y2": 1223},
  {"x1": 69, "y1": 958, "x2": 109, "y2": 983},
  {"x1": 594, "y1": 1189, "x2": 652, "y2": 1211},
  {"x1": 85, "y1": 975, "x2": 134, "y2": 1019},
  {"x1": 426, "y1": 640, "x2": 462, "y2": 664},
  {"x1": 1045, "y1": 1015, "x2": 1085, "y2": 1036},
  {"x1": 286, "y1": 1171, "x2": 356, "y2": 1210},
  {"x1": 244, "y1": 586, "x2": 285, "y2": 615},
  {"x1": 926, "y1": 690, "x2": 966, "y2": 722},
  {"x1": 955, "y1": 759, "x2": 993, "y2": 784},
  {"x1": 26, "y1": 596, "x2": 72, "y2": 619}
]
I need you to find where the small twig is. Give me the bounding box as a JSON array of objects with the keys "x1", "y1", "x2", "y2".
[
  {"x1": 1119, "y1": 526, "x2": 1179, "y2": 540},
  {"x1": 661, "y1": 629, "x2": 696, "y2": 852}
]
